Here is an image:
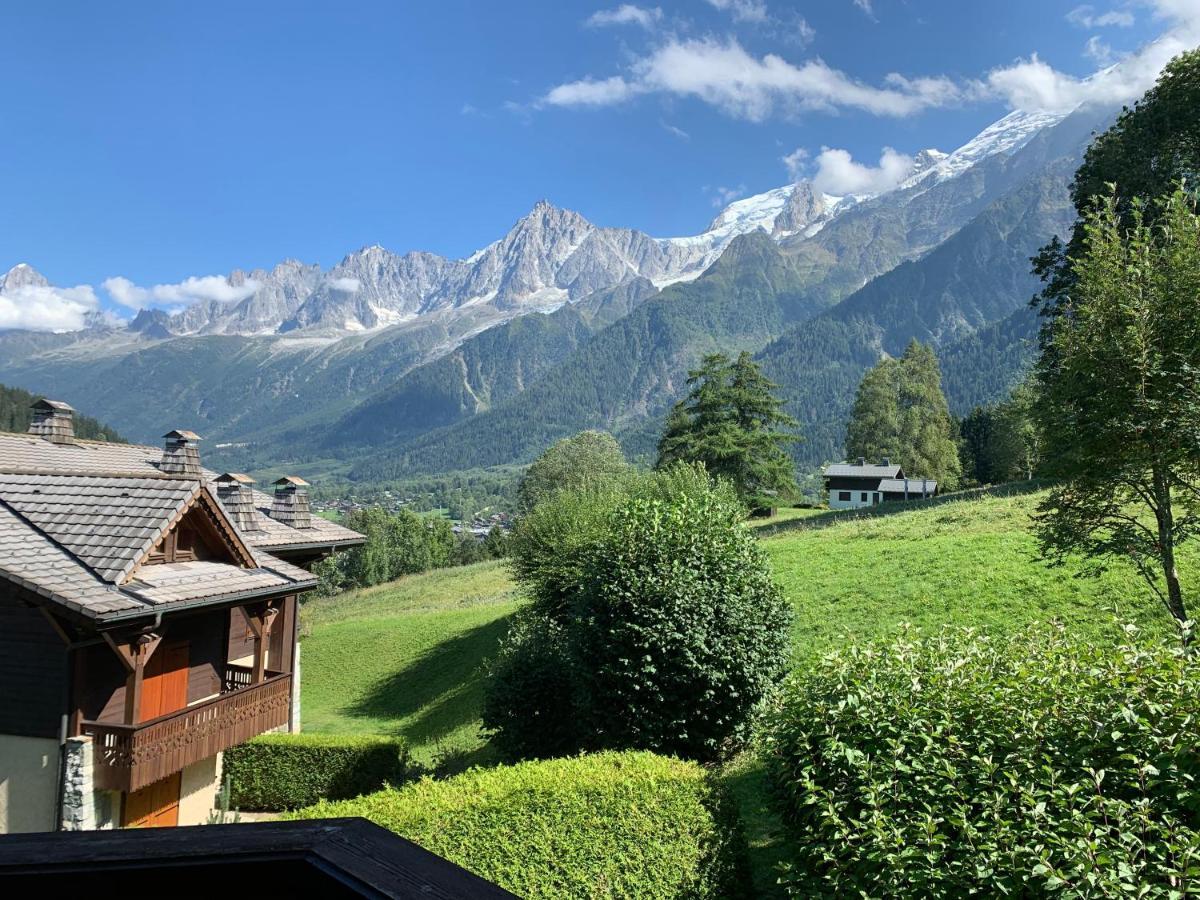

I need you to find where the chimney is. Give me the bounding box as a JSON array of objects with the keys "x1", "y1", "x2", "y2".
[
  {"x1": 271, "y1": 476, "x2": 312, "y2": 529},
  {"x1": 214, "y1": 473, "x2": 260, "y2": 532},
  {"x1": 161, "y1": 430, "x2": 202, "y2": 476},
  {"x1": 856, "y1": 456, "x2": 866, "y2": 467},
  {"x1": 881, "y1": 457, "x2": 891, "y2": 467},
  {"x1": 29, "y1": 399, "x2": 75, "y2": 444}
]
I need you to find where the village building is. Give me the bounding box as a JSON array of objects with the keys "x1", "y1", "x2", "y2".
[
  {"x1": 823, "y1": 457, "x2": 938, "y2": 509},
  {"x1": 0, "y1": 400, "x2": 363, "y2": 833}
]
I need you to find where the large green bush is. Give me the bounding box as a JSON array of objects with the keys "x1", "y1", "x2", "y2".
[
  {"x1": 287, "y1": 751, "x2": 751, "y2": 900},
  {"x1": 516, "y1": 429, "x2": 631, "y2": 513},
  {"x1": 224, "y1": 733, "x2": 412, "y2": 810},
  {"x1": 487, "y1": 465, "x2": 793, "y2": 761},
  {"x1": 767, "y1": 627, "x2": 1200, "y2": 897}
]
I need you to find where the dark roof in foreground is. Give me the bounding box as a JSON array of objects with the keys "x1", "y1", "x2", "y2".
[{"x1": 0, "y1": 818, "x2": 517, "y2": 899}]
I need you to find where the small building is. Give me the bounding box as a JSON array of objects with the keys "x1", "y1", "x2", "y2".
[
  {"x1": 0, "y1": 401, "x2": 364, "y2": 834},
  {"x1": 823, "y1": 457, "x2": 938, "y2": 509}
]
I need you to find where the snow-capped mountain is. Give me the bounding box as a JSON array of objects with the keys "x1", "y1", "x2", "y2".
[{"x1": 7, "y1": 103, "x2": 1070, "y2": 341}]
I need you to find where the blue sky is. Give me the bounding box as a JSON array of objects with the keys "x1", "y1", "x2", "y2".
[{"x1": 0, "y1": 0, "x2": 1191, "y2": 325}]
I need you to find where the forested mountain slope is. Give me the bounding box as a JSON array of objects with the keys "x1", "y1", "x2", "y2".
[{"x1": 0, "y1": 383, "x2": 124, "y2": 442}]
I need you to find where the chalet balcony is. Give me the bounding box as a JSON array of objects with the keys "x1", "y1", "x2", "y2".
[{"x1": 83, "y1": 666, "x2": 291, "y2": 794}]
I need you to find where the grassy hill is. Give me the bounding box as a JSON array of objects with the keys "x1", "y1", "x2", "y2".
[{"x1": 298, "y1": 488, "x2": 1186, "y2": 894}]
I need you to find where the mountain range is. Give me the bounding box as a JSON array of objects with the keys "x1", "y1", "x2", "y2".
[{"x1": 0, "y1": 104, "x2": 1108, "y2": 481}]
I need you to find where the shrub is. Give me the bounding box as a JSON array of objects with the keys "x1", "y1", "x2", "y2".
[
  {"x1": 224, "y1": 733, "x2": 412, "y2": 811},
  {"x1": 287, "y1": 751, "x2": 751, "y2": 900},
  {"x1": 316, "y1": 507, "x2": 457, "y2": 594},
  {"x1": 488, "y1": 464, "x2": 793, "y2": 761},
  {"x1": 766, "y1": 627, "x2": 1200, "y2": 897},
  {"x1": 516, "y1": 430, "x2": 631, "y2": 513}
]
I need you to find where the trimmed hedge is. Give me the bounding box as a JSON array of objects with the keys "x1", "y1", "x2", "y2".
[
  {"x1": 288, "y1": 750, "x2": 752, "y2": 899},
  {"x1": 224, "y1": 733, "x2": 411, "y2": 811},
  {"x1": 767, "y1": 627, "x2": 1200, "y2": 897}
]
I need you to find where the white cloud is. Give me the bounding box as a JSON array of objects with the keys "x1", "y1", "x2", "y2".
[
  {"x1": 781, "y1": 147, "x2": 809, "y2": 181},
  {"x1": 586, "y1": 5, "x2": 663, "y2": 28},
  {"x1": 328, "y1": 277, "x2": 361, "y2": 293},
  {"x1": 0, "y1": 283, "x2": 100, "y2": 332},
  {"x1": 704, "y1": 0, "x2": 770, "y2": 23},
  {"x1": 810, "y1": 146, "x2": 914, "y2": 196},
  {"x1": 1084, "y1": 35, "x2": 1116, "y2": 64},
  {"x1": 853, "y1": 0, "x2": 876, "y2": 18},
  {"x1": 793, "y1": 17, "x2": 817, "y2": 45},
  {"x1": 578, "y1": 37, "x2": 969, "y2": 120},
  {"x1": 102, "y1": 274, "x2": 259, "y2": 310},
  {"x1": 709, "y1": 184, "x2": 747, "y2": 207},
  {"x1": 544, "y1": 75, "x2": 641, "y2": 107},
  {"x1": 660, "y1": 120, "x2": 690, "y2": 139},
  {"x1": 1067, "y1": 5, "x2": 1136, "y2": 27}
]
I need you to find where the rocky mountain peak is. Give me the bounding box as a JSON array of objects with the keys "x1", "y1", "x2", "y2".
[
  {"x1": 773, "y1": 182, "x2": 829, "y2": 236},
  {"x1": 1, "y1": 263, "x2": 50, "y2": 291}
]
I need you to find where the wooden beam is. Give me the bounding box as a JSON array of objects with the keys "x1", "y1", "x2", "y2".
[
  {"x1": 247, "y1": 603, "x2": 280, "y2": 683},
  {"x1": 103, "y1": 631, "x2": 164, "y2": 725},
  {"x1": 38, "y1": 607, "x2": 73, "y2": 646}
]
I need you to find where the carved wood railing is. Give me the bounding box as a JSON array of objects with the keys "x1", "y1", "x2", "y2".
[{"x1": 83, "y1": 672, "x2": 292, "y2": 794}]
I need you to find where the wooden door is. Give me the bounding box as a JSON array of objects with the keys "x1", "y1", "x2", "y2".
[
  {"x1": 123, "y1": 771, "x2": 181, "y2": 828},
  {"x1": 140, "y1": 641, "x2": 189, "y2": 723}
]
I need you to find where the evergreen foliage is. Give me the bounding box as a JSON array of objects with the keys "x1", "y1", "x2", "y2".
[
  {"x1": 845, "y1": 341, "x2": 962, "y2": 488},
  {"x1": 224, "y1": 733, "x2": 412, "y2": 811},
  {"x1": 516, "y1": 430, "x2": 630, "y2": 513},
  {"x1": 0, "y1": 383, "x2": 124, "y2": 442},
  {"x1": 768, "y1": 627, "x2": 1200, "y2": 897},
  {"x1": 288, "y1": 751, "x2": 752, "y2": 900},
  {"x1": 1034, "y1": 188, "x2": 1200, "y2": 632},
  {"x1": 958, "y1": 379, "x2": 1042, "y2": 485},
  {"x1": 656, "y1": 352, "x2": 799, "y2": 510},
  {"x1": 485, "y1": 465, "x2": 792, "y2": 762}
]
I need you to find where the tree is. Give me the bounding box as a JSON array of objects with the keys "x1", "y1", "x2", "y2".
[
  {"x1": 959, "y1": 380, "x2": 1043, "y2": 485},
  {"x1": 485, "y1": 465, "x2": 792, "y2": 762},
  {"x1": 1035, "y1": 189, "x2": 1200, "y2": 634},
  {"x1": 845, "y1": 341, "x2": 962, "y2": 489},
  {"x1": 1035, "y1": 49, "x2": 1200, "y2": 325},
  {"x1": 656, "y1": 352, "x2": 799, "y2": 510},
  {"x1": 516, "y1": 430, "x2": 630, "y2": 513}
]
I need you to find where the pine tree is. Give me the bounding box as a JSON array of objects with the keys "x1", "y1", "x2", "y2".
[
  {"x1": 656, "y1": 352, "x2": 799, "y2": 510},
  {"x1": 845, "y1": 341, "x2": 962, "y2": 489}
]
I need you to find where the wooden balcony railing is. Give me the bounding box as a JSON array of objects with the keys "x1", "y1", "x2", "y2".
[{"x1": 82, "y1": 672, "x2": 292, "y2": 794}]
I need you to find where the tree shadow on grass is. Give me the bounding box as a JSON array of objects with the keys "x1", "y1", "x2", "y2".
[
  {"x1": 722, "y1": 757, "x2": 795, "y2": 900},
  {"x1": 346, "y1": 613, "x2": 513, "y2": 750}
]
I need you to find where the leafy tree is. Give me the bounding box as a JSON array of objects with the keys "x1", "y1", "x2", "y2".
[
  {"x1": 959, "y1": 380, "x2": 1042, "y2": 485},
  {"x1": 516, "y1": 430, "x2": 630, "y2": 513},
  {"x1": 1035, "y1": 49, "x2": 1200, "y2": 324},
  {"x1": 1035, "y1": 189, "x2": 1200, "y2": 634},
  {"x1": 485, "y1": 465, "x2": 792, "y2": 762},
  {"x1": 845, "y1": 341, "x2": 962, "y2": 489},
  {"x1": 656, "y1": 352, "x2": 799, "y2": 510},
  {"x1": 314, "y1": 507, "x2": 458, "y2": 594}
]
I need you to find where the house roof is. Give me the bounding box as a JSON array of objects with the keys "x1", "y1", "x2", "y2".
[
  {"x1": 0, "y1": 432, "x2": 363, "y2": 552},
  {"x1": 823, "y1": 462, "x2": 903, "y2": 479},
  {"x1": 878, "y1": 477, "x2": 938, "y2": 494},
  {"x1": 0, "y1": 430, "x2": 358, "y2": 623}
]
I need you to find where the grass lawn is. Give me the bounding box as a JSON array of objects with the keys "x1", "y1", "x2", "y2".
[
  {"x1": 300, "y1": 560, "x2": 518, "y2": 768},
  {"x1": 299, "y1": 487, "x2": 1189, "y2": 895}
]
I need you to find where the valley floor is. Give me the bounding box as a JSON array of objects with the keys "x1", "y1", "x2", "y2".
[{"x1": 298, "y1": 488, "x2": 1185, "y2": 896}]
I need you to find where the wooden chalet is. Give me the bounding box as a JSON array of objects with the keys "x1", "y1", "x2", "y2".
[
  {"x1": 0, "y1": 400, "x2": 363, "y2": 833},
  {"x1": 822, "y1": 457, "x2": 938, "y2": 509}
]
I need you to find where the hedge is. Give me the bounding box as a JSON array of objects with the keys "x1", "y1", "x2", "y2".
[
  {"x1": 767, "y1": 626, "x2": 1200, "y2": 897},
  {"x1": 288, "y1": 750, "x2": 751, "y2": 899},
  {"x1": 224, "y1": 733, "x2": 411, "y2": 811}
]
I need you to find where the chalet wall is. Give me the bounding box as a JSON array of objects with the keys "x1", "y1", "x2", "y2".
[
  {"x1": 0, "y1": 735, "x2": 58, "y2": 834},
  {"x1": 178, "y1": 752, "x2": 221, "y2": 826},
  {"x1": 0, "y1": 594, "x2": 67, "y2": 739},
  {"x1": 228, "y1": 596, "x2": 297, "y2": 673},
  {"x1": 83, "y1": 609, "x2": 228, "y2": 724}
]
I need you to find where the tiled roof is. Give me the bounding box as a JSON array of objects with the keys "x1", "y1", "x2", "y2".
[
  {"x1": 0, "y1": 432, "x2": 363, "y2": 550},
  {"x1": 0, "y1": 430, "x2": 349, "y2": 622},
  {"x1": 878, "y1": 477, "x2": 938, "y2": 494},
  {"x1": 0, "y1": 473, "x2": 197, "y2": 583},
  {"x1": 823, "y1": 462, "x2": 903, "y2": 479}
]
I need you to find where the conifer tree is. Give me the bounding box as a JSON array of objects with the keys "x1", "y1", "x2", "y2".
[
  {"x1": 656, "y1": 352, "x2": 799, "y2": 510},
  {"x1": 845, "y1": 341, "x2": 961, "y2": 489}
]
